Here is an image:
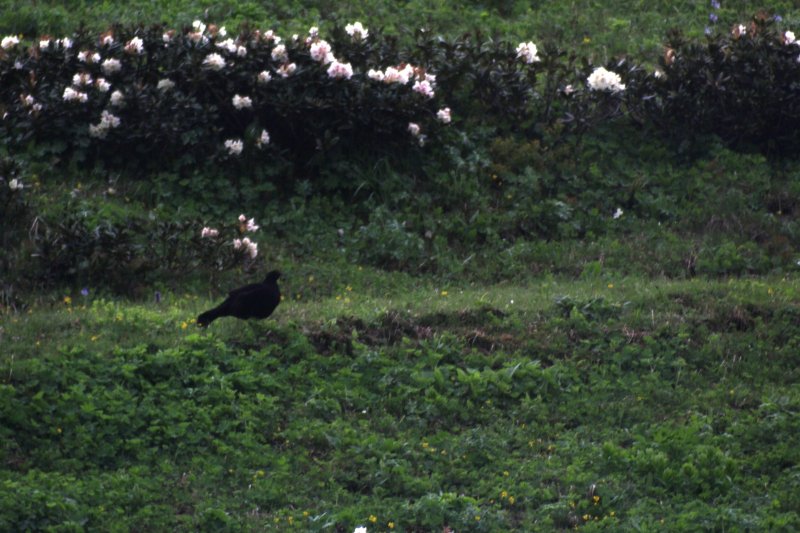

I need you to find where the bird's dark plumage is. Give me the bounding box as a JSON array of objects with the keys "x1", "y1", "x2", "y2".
[{"x1": 197, "y1": 270, "x2": 281, "y2": 327}]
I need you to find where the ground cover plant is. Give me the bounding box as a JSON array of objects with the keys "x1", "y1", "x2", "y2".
[
  {"x1": 2, "y1": 274, "x2": 800, "y2": 531},
  {"x1": 2, "y1": 0, "x2": 800, "y2": 531}
]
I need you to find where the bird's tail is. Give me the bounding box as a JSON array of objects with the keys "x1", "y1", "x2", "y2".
[{"x1": 197, "y1": 306, "x2": 223, "y2": 327}]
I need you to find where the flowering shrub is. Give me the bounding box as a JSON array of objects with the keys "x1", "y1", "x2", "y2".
[
  {"x1": 627, "y1": 14, "x2": 800, "y2": 153},
  {"x1": 0, "y1": 21, "x2": 450, "y2": 182}
]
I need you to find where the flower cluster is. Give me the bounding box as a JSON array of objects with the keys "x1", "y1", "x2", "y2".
[
  {"x1": 233, "y1": 237, "x2": 258, "y2": 259},
  {"x1": 224, "y1": 139, "x2": 244, "y2": 156},
  {"x1": 587, "y1": 66, "x2": 626, "y2": 93},
  {"x1": 345, "y1": 22, "x2": 368, "y2": 41},
  {"x1": 88, "y1": 110, "x2": 121, "y2": 138},
  {"x1": 516, "y1": 41, "x2": 541, "y2": 64}
]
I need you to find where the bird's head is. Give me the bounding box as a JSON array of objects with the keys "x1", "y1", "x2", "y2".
[{"x1": 264, "y1": 270, "x2": 282, "y2": 283}]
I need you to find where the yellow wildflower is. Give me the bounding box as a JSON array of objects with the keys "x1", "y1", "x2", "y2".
[
  {"x1": 63, "y1": 296, "x2": 72, "y2": 305},
  {"x1": 369, "y1": 515, "x2": 377, "y2": 523},
  {"x1": 388, "y1": 522, "x2": 395, "y2": 529},
  {"x1": 508, "y1": 496, "x2": 515, "y2": 505}
]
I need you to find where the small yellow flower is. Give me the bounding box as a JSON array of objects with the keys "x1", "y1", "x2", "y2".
[
  {"x1": 388, "y1": 522, "x2": 395, "y2": 529},
  {"x1": 91, "y1": 335, "x2": 99, "y2": 342},
  {"x1": 583, "y1": 36, "x2": 591, "y2": 44},
  {"x1": 583, "y1": 514, "x2": 591, "y2": 521},
  {"x1": 63, "y1": 296, "x2": 72, "y2": 305},
  {"x1": 607, "y1": 283, "x2": 614, "y2": 288},
  {"x1": 308, "y1": 275, "x2": 315, "y2": 283},
  {"x1": 508, "y1": 496, "x2": 515, "y2": 505},
  {"x1": 593, "y1": 495, "x2": 600, "y2": 504},
  {"x1": 503, "y1": 470, "x2": 509, "y2": 477},
  {"x1": 287, "y1": 516, "x2": 293, "y2": 524},
  {"x1": 475, "y1": 515, "x2": 481, "y2": 521},
  {"x1": 56, "y1": 427, "x2": 62, "y2": 434},
  {"x1": 421, "y1": 441, "x2": 429, "y2": 448},
  {"x1": 181, "y1": 321, "x2": 188, "y2": 330},
  {"x1": 441, "y1": 290, "x2": 448, "y2": 296},
  {"x1": 303, "y1": 511, "x2": 309, "y2": 517},
  {"x1": 610, "y1": 511, "x2": 616, "y2": 517},
  {"x1": 369, "y1": 515, "x2": 377, "y2": 523},
  {"x1": 346, "y1": 285, "x2": 352, "y2": 292},
  {"x1": 256, "y1": 470, "x2": 265, "y2": 477},
  {"x1": 501, "y1": 490, "x2": 508, "y2": 499}
]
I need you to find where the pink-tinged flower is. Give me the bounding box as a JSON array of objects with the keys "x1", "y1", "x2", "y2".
[
  {"x1": 241, "y1": 237, "x2": 258, "y2": 258},
  {"x1": 63, "y1": 87, "x2": 88, "y2": 103},
  {"x1": 72, "y1": 72, "x2": 93, "y2": 87},
  {"x1": 271, "y1": 44, "x2": 288, "y2": 62},
  {"x1": 256, "y1": 129, "x2": 270, "y2": 148},
  {"x1": 59, "y1": 37, "x2": 73, "y2": 49},
  {"x1": 201, "y1": 227, "x2": 219, "y2": 238},
  {"x1": 238, "y1": 214, "x2": 247, "y2": 223},
  {"x1": 95, "y1": 78, "x2": 111, "y2": 92},
  {"x1": 310, "y1": 40, "x2": 333, "y2": 63},
  {"x1": 162, "y1": 31, "x2": 174, "y2": 44},
  {"x1": 125, "y1": 37, "x2": 144, "y2": 54},
  {"x1": 436, "y1": 107, "x2": 451, "y2": 124},
  {"x1": 563, "y1": 84, "x2": 575, "y2": 95},
  {"x1": 101, "y1": 58, "x2": 122, "y2": 75},
  {"x1": 157, "y1": 78, "x2": 175, "y2": 91},
  {"x1": 327, "y1": 60, "x2": 353, "y2": 79},
  {"x1": 110, "y1": 90, "x2": 125, "y2": 107},
  {"x1": 22, "y1": 94, "x2": 36, "y2": 107},
  {"x1": 39, "y1": 39, "x2": 51, "y2": 49},
  {"x1": 8, "y1": 178, "x2": 23, "y2": 191},
  {"x1": 408, "y1": 122, "x2": 421, "y2": 136},
  {"x1": 232, "y1": 94, "x2": 253, "y2": 109},
  {"x1": 233, "y1": 238, "x2": 242, "y2": 249},
  {"x1": 192, "y1": 20, "x2": 207, "y2": 33},
  {"x1": 345, "y1": 21, "x2": 368, "y2": 41},
  {"x1": 258, "y1": 70, "x2": 272, "y2": 84},
  {"x1": 277, "y1": 62, "x2": 296, "y2": 77},
  {"x1": 516, "y1": 41, "x2": 541, "y2": 63},
  {"x1": 732, "y1": 24, "x2": 747, "y2": 38},
  {"x1": 88, "y1": 109, "x2": 121, "y2": 138},
  {"x1": 101, "y1": 34, "x2": 115, "y2": 46},
  {"x1": 262, "y1": 30, "x2": 281, "y2": 43},
  {"x1": 2, "y1": 36, "x2": 19, "y2": 49},
  {"x1": 413, "y1": 80, "x2": 435, "y2": 98},
  {"x1": 785, "y1": 31, "x2": 797, "y2": 45},
  {"x1": 383, "y1": 66, "x2": 411, "y2": 84},
  {"x1": 203, "y1": 53, "x2": 226, "y2": 70},
  {"x1": 246, "y1": 218, "x2": 259, "y2": 232},
  {"x1": 308, "y1": 26, "x2": 319, "y2": 40},
  {"x1": 367, "y1": 69, "x2": 384, "y2": 81},
  {"x1": 224, "y1": 139, "x2": 244, "y2": 156},
  {"x1": 236, "y1": 45, "x2": 247, "y2": 57}
]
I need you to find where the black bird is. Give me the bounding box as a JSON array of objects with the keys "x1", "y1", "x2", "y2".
[{"x1": 197, "y1": 270, "x2": 282, "y2": 327}]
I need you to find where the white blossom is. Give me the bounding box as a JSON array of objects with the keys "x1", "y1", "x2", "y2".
[
  {"x1": 216, "y1": 38, "x2": 237, "y2": 54},
  {"x1": 95, "y1": 78, "x2": 111, "y2": 92},
  {"x1": 224, "y1": 138, "x2": 244, "y2": 156},
  {"x1": 9, "y1": 179, "x2": 23, "y2": 190},
  {"x1": 587, "y1": 66, "x2": 625, "y2": 93},
  {"x1": 201, "y1": 227, "x2": 219, "y2": 238},
  {"x1": 162, "y1": 32, "x2": 174, "y2": 44},
  {"x1": 101, "y1": 34, "x2": 114, "y2": 46},
  {"x1": 354, "y1": 527, "x2": 367, "y2": 533},
  {"x1": 125, "y1": 36, "x2": 144, "y2": 54},
  {"x1": 192, "y1": 20, "x2": 207, "y2": 33},
  {"x1": 367, "y1": 69, "x2": 384, "y2": 81},
  {"x1": 412, "y1": 79, "x2": 435, "y2": 98},
  {"x1": 110, "y1": 90, "x2": 125, "y2": 107},
  {"x1": 327, "y1": 60, "x2": 353, "y2": 79},
  {"x1": 2, "y1": 36, "x2": 20, "y2": 49},
  {"x1": 59, "y1": 37, "x2": 73, "y2": 49},
  {"x1": 39, "y1": 39, "x2": 51, "y2": 49},
  {"x1": 242, "y1": 237, "x2": 258, "y2": 258},
  {"x1": 232, "y1": 94, "x2": 253, "y2": 109},
  {"x1": 257, "y1": 70, "x2": 272, "y2": 84},
  {"x1": 101, "y1": 58, "x2": 122, "y2": 75},
  {"x1": 563, "y1": 84, "x2": 575, "y2": 95},
  {"x1": 383, "y1": 65, "x2": 411, "y2": 84},
  {"x1": 88, "y1": 110, "x2": 121, "y2": 138},
  {"x1": 785, "y1": 31, "x2": 797, "y2": 45},
  {"x1": 436, "y1": 107, "x2": 451, "y2": 124},
  {"x1": 345, "y1": 22, "x2": 369, "y2": 41},
  {"x1": 203, "y1": 53, "x2": 226, "y2": 70},
  {"x1": 157, "y1": 78, "x2": 175, "y2": 91},
  {"x1": 246, "y1": 218, "x2": 259, "y2": 232},
  {"x1": 22, "y1": 94, "x2": 36, "y2": 107},
  {"x1": 256, "y1": 129, "x2": 270, "y2": 148},
  {"x1": 277, "y1": 62, "x2": 296, "y2": 77},
  {"x1": 271, "y1": 44, "x2": 288, "y2": 62},
  {"x1": 516, "y1": 41, "x2": 541, "y2": 64},
  {"x1": 408, "y1": 122, "x2": 421, "y2": 136},
  {"x1": 63, "y1": 87, "x2": 88, "y2": 103},
  {"x1": 236, "y1": 45, "x2": 247, "y2": 57},
  {"x1": 310, "y1": 40, "x2": 333, "y2": 63},
  {"x1": 219, "y1": 27, "x2": 228, "y2": 37},
  {"x1": 613, "y1": 207, "x2": 624, "y2": 219},
  {"x1": 308, "y1": 26, "x2": 319, "y2": 39},
  {"x1": 72, "y1": 72, "x2": 93, "y2": 87}
]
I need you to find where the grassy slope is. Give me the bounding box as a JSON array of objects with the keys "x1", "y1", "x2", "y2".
[{"x1": 2, "y1": 272, "x2": 800, "y2": 531}]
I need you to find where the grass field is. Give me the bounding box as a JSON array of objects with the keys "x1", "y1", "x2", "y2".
[{"x1": 3, "y1": 271, "x2": 800, "y2": 531}]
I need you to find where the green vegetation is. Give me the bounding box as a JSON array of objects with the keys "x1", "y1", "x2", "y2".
[
  {"x1": 2, "y1": 0, "x2": 800, "y2": 531},
  {"x1": 3, "y1": 274, "x2": 800, "y2": 531}
]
